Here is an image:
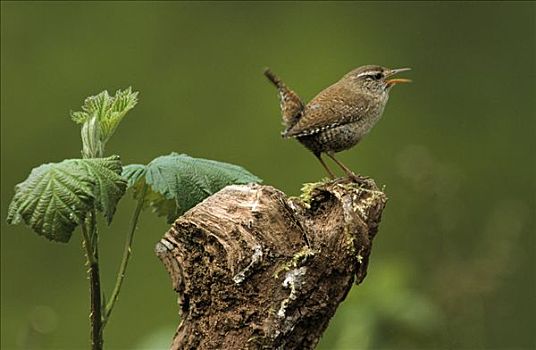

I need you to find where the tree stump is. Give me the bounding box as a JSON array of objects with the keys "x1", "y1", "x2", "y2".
[{"x1": 155, "y1": 178, "x2": 387, "y2": 350}]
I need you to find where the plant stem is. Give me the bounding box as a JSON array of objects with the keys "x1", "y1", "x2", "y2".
[
  {"x1": 103, "y1": 184, "x2": 147, "y2": 326},
  {"x1": 89, "y1": 262, "x2": 103, "y2": 350},
  {"x1": 82, "y1": 211, "x2": 104, "y2": 350}
]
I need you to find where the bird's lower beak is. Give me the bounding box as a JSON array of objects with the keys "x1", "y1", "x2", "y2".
[
  {"x1": 386, "y1": 78, "x2": 412, "y2": 86},
  {"x1": 386, "y1": 67, "x2": 412, "y2": 87}
]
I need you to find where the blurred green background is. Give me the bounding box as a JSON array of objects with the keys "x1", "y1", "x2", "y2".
[{"x1": 1, "y1": 1, "x2": 534, "y2": 349}]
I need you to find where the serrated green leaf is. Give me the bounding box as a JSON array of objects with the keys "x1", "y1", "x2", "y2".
[
  {"x1": 143, "y1": 186, "x2": 178, "y2": 223},
  {"x1": 71, "y1": 88, "x2": 138, "y2": 158},
  {"x1": 122, "y1": 164, "x2": 147, "y2": 188},
  {"x1": 7, "y1": 156, "x2": 127, "y2": 242},
  {"x1": 7, "y1": 160, "x2": 95, "y2": 242},
  {"x1": 71, "y1": 91, "x2": 109, "y2": 125},
  {"x1": 122, "y1": 164, "x2": 151, "y2": 211},
  {"x1": 125, "y1": 153, "x2": 262, "y2": 223},
  {"x1": 77, "y1": 156, "x2": 127, "y2": 224},
  {"x1": 100, "y1": 88, "x2": 138, "y2": 144},
  {"x1": 123, "y1": 164, "x2": 176, "y2": 221},
  {"x1": 70, "y1": 111, "x2": 88, "y2": 124},
  {"x1": 81, "y1": 114, "x2": 104, "y2": 159}
]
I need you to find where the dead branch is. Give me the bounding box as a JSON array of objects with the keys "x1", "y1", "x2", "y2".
[{"x1": 156, "y1": 178, "x2": 387, "y2": 350}]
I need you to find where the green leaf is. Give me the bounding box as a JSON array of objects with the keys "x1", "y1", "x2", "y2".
[
  {"x1": 71, "y1": 90, "x2": 108, "y2": 125},
  {"x1": 123, "y1": 164, "x2": 181, "y2": 223},
  {"x1": 122, "y1": 163, "x2": 159, "y2": 214},
  {"x1": 142, "y1": 186, "x2": 178, "y2": 223},
  {"x1": 123, "y1": 153, "x2": 262, "y2": 223},
  {"x1": 7, "y1": 156, "x2": 127, "y2": 242},
  {"x1": 77, "y1": 156, "x2": 127, "y2": 224},
  {"x1": 71, "y1": 88, "x2": 138, "y2": 127},
  {"x1": 7, "y1": 160, "x2": 95, "y2": 242},
  {"x1": 122, "y1": 164, "x2": 146, "y2": 188},
  {"x1": 100, "y1": 88, "x2": 138, "y2": 144},
  {"x1": 81, "y1": 115, "x2": 104, "y2": 159},
  {"x1": 71, "y1": 88, "x2": 138, "y2": 158}
]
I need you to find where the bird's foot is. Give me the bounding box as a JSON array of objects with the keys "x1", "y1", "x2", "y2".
[
  {"x1": 350, "y1": 174, "x2": 367, "y2": 182},
  {"x1": 347, "y1": 173, "x2": 375, "y2": 186}
]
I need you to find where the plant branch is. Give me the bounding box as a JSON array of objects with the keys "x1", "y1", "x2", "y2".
[
  {"x1": 156, "y1": 179, "x2": 387, "y2": 349},
  {"x1": 103, "y1": 183, "x2": 147, "y2": 326},
  {"x1": 88, "y1": 260, "x2": 103, "y2": 350},
  {"x1": 81, "y1": 224, "x2": 95, "y2": 266},
  {"x1": 82, "y1": 211, "x2": 104, "y2": 350}
]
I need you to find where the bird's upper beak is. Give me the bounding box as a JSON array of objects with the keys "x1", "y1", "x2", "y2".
[{"x1": 386, "y1": 67, "x2": 412, "y2": 87}]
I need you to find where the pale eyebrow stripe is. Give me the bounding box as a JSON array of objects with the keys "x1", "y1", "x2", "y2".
[{"x1": 357, "y1": 70, "x2": 380, "y2": 78}]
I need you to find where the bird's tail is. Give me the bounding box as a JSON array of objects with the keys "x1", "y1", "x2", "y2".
[
  {"x1": 264, "y1": 68, "x2": 284, "y2": 88},
  {"x1": 263, "y1": 67, "x2": 304, "y2": 131}
]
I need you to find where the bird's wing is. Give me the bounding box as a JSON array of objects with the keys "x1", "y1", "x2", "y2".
[{"x1": 284, "y1": 85, "x2": 370, "y2": 138}]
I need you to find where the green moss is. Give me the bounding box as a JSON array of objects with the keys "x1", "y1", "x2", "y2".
[
  {"x1": 343, "y1": 224, "x2": 356, "y2": 255},
  {"x1": 273, "y1": 246, "x2": 316, "y2": 279},
  {"x1": 294, "y1": 179, "x2": 331, "y2": 208}
]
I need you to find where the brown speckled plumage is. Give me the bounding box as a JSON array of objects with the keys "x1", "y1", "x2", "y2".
[{"x1": 264, "y1": 65, "x2": 410, "y2": 179}]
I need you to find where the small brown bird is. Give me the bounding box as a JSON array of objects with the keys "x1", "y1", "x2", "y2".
[{"x1": 265, "y1": 65, "x2": 411, "y2": 180}]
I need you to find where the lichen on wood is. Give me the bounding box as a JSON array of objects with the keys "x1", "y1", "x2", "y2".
[{"x1": 156, "y1": 177, "x2": 387, "y2": 350}]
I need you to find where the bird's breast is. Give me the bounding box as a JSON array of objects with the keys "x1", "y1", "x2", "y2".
[{"x1": 297, "y1": 123, "x2": 363, "y2": 154}]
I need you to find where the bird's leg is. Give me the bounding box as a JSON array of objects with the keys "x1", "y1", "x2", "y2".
[
  {"x1": 315, "y1": 153, "x2": 336, "y2": 179},
  {"x1": 326, "y1": 152, "x2": 368, "y2": 183}
]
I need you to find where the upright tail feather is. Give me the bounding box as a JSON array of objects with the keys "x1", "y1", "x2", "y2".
[
  {"x1": 264, "y1": 68, "x2": 284, "y2": 88},
  {"x1": 263, "y1": 67, "x2": 305, "y2": 132}
]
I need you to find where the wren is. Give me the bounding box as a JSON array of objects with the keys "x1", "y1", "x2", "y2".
[{"x1": 264, "y1": 65, "x2": 411, "y2": 180}]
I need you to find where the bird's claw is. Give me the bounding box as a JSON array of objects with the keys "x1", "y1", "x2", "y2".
[{"x1": 348, "y1": 173, "x2": 373, "y2": 185}]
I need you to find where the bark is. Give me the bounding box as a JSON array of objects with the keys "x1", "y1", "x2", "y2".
[{"x1": 156, "y1": 178, "x2": 387, "y2": 350}]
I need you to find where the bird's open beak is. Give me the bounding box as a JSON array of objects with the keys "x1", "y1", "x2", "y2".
[{"x1": 386, "y1": 67, "x2": 412, "y2": 87}]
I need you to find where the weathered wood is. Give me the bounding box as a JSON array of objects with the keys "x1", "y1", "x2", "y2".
[{"x1": 156, "y1": 178, "x2": 387, "y2": 350}]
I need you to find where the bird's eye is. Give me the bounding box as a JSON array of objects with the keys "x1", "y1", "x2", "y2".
[{"x1": 372, "y1": 73, "x2": 383, "y2": 80}]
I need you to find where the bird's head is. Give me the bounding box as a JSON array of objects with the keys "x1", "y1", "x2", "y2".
[{"x1": 344, "y1": 65, "x2": 411, "y2": 94}]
